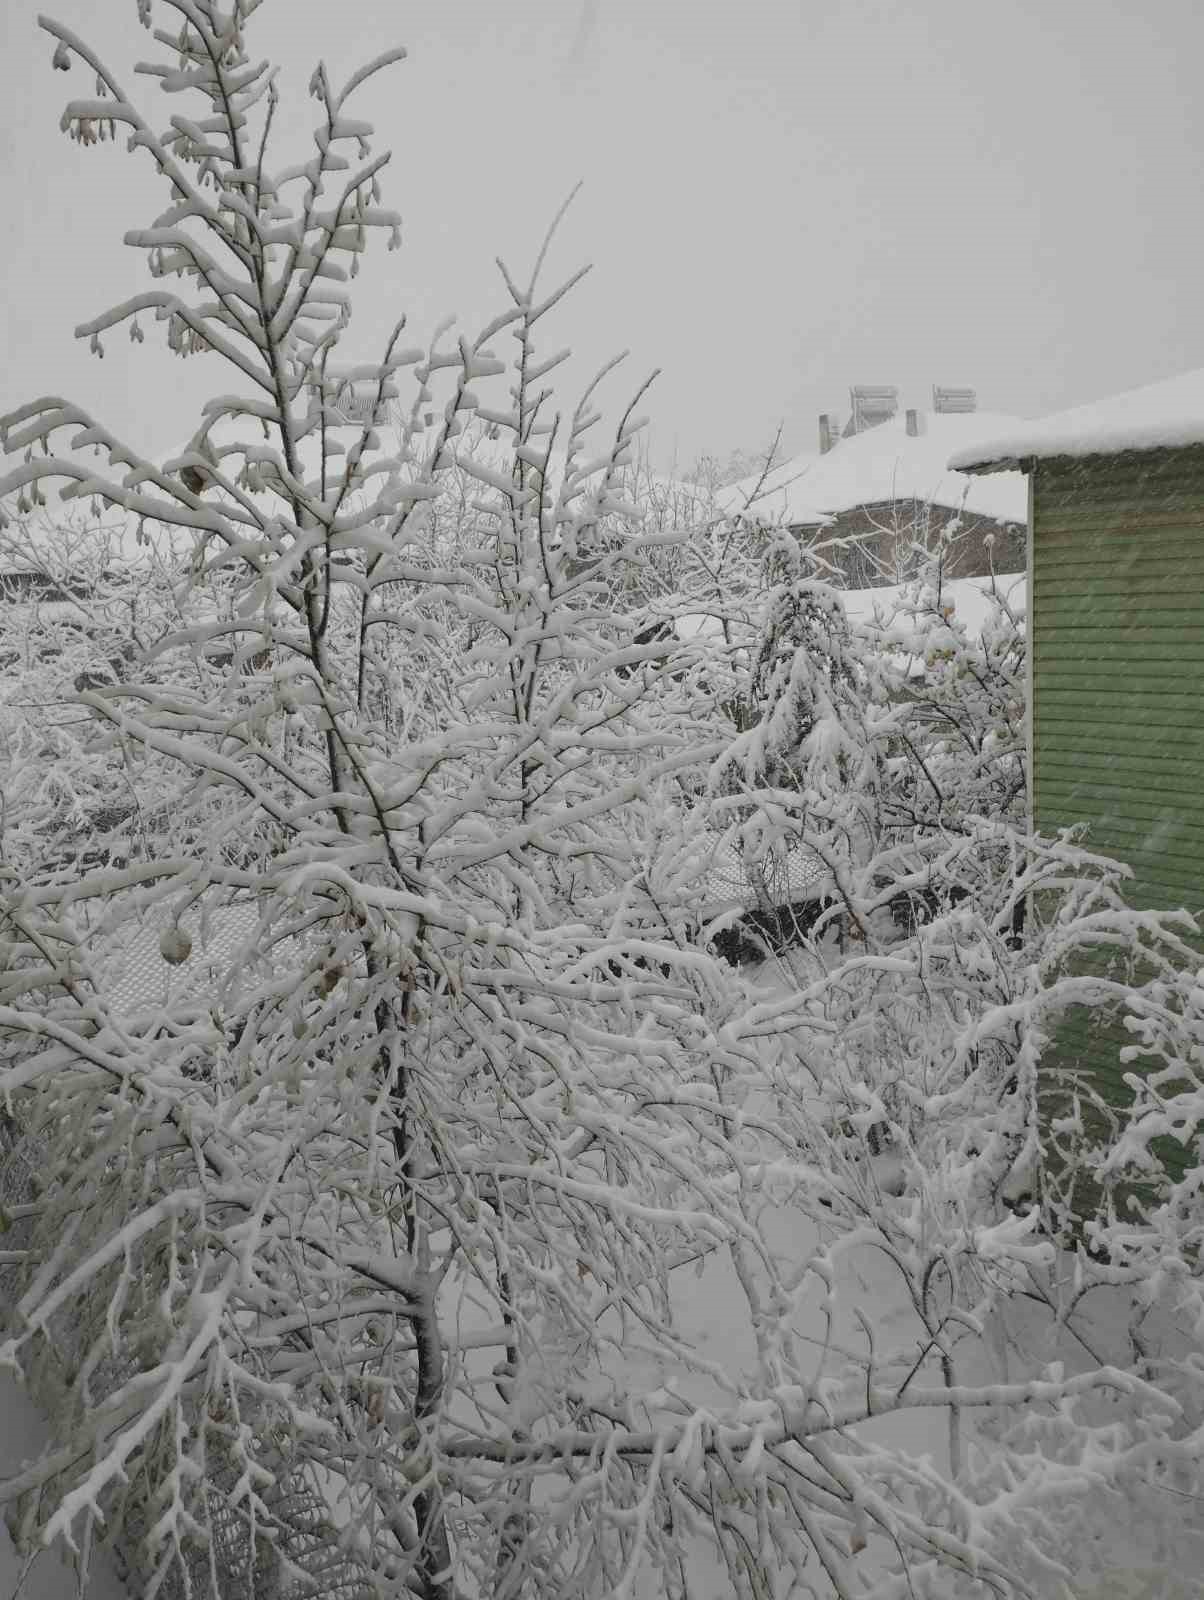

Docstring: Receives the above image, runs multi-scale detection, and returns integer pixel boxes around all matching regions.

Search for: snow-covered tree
[698,553,1204,1591]
[2,7,1204,1600]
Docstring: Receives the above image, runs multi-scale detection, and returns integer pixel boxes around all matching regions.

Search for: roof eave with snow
[953,433,1204,476]
[951,452,1025,477]
[949,367,1204,475]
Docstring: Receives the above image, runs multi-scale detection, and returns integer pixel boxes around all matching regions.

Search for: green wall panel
[1031,449,1204,1191]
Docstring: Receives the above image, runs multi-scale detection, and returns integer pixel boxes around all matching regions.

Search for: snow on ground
[677,570,1026,647]
[950,365,1204,469]
[842,569,1026,636]
[645,955,1203,1596]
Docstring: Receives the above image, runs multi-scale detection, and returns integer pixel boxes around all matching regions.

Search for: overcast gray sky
[3,0,1203,473]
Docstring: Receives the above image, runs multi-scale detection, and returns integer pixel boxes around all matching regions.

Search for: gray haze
[2,0,1203,473]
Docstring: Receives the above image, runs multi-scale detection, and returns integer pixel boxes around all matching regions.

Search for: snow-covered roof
[717,465,829,528]
[721,411,1028,527]
[950,367,1204,472]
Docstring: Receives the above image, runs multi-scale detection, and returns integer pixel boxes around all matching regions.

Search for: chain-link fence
[700,829,830,918]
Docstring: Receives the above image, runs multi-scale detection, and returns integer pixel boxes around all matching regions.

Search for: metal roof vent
[932,386,977,414]
[849,385,898,434]
[337,383,386,425]
[308,381,387,426]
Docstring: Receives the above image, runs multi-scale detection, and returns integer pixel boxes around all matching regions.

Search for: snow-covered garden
[1,6,1203,1598]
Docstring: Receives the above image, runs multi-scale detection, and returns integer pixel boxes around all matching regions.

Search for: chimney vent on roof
[905,408,920,437]
[932,385,976,414]
[818,413,833,454]
[849,385,898,434]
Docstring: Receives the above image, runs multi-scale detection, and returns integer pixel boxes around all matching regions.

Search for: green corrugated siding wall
[1033,450,1204,1173]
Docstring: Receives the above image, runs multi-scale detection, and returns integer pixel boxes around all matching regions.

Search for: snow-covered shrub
[874,564,1028,835]
[0,512,202,876]
[1,7,1203,1600]
[692,546,1204,1590]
